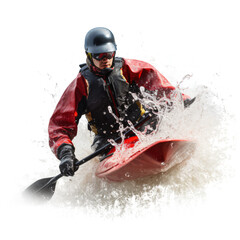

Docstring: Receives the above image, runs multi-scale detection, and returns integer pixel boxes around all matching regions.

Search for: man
[48,27,194,177]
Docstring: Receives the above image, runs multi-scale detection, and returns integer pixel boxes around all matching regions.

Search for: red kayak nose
[95,137,196,182]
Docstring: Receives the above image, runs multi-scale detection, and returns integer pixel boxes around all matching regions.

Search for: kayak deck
[95,136,196,181]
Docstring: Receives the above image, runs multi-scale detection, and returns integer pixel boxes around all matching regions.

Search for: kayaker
[48,27,195,177]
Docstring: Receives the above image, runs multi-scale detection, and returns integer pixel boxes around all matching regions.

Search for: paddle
[23,112,152,201]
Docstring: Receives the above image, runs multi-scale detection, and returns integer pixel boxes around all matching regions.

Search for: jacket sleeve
[122,58,189,100]
[48,73,88,157]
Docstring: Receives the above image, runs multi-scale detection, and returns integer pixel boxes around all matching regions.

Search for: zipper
[104,77,120,118]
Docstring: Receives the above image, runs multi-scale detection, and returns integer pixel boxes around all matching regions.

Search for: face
[92,52,114,69]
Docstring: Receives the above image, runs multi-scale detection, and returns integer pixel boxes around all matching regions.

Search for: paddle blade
[23,177,57,201]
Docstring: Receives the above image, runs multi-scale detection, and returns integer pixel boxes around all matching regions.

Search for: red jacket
[48,58,188,156]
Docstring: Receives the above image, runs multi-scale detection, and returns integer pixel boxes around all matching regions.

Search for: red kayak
[95,136,196,182]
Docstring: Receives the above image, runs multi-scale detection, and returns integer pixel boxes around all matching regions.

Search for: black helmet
[84,27,117,54]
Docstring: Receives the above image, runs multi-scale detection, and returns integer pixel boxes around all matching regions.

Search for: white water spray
[23,76,231,219]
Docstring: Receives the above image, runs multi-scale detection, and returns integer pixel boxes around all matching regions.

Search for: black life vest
[80,57,145,135]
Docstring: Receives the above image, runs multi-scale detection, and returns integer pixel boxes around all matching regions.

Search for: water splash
[41,80,233,218]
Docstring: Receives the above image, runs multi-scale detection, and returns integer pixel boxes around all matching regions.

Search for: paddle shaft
[77,112,153,166]
[34,112,153,193]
